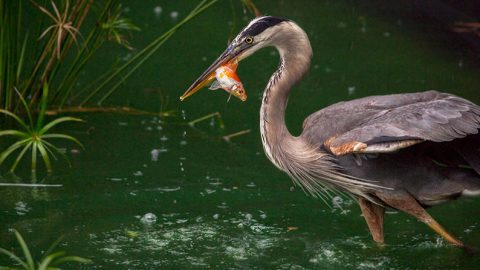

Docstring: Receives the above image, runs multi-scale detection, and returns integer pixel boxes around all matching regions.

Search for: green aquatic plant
[240,0,261,16]
[2,0,247,113]
[0,84,83,174]
[34,0,80,59]
[101,4,141,50]
[0,0,141,113]
[83,0,221,106]
[0,229,91,270]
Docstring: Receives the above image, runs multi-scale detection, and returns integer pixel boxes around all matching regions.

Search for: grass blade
[13,87,33,129]
[53,255,92,265]
[0,109,30,132]
[0,130,28,138]
[10,141,33,172]
[36,82,49,131]
[39,141,58,161]
[36,141,52,173]
[40,140,70,165]
[13,230,34,270]
[38,116,83,135]
[0,247,29,269]
[31,141,38,173]
[41,236,63,261]
[16,32,28,82]
[38,251,65,270]
[40,133,83,148]
[0,138,30,167]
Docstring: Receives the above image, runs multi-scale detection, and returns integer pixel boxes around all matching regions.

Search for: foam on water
[14,201,30,215]
[307,238,395,269]
[90,211,290,268]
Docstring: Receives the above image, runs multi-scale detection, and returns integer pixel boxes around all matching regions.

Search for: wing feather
[301,91,480,156]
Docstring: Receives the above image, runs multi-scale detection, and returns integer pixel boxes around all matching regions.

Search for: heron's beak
[180,46,238,101]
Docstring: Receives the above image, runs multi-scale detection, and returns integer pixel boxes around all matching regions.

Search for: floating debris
[156,186,181,192]
[15,201,30,216]
[246,182,256,188]
[222,129,251,142]
[287,226,299,232]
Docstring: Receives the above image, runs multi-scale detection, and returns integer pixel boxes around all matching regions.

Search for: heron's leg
[375,191,466,249]
[358,198,385,244]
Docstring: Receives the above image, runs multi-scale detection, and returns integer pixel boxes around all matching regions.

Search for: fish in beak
[208,60,247,102]
[180,44,246,101]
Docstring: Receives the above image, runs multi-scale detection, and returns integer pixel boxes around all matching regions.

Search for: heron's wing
[302,91,480,156]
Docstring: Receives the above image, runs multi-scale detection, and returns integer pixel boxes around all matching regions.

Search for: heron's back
[299,90,480,205]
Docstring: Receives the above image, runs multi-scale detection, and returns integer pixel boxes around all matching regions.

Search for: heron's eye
[244,36,254,44]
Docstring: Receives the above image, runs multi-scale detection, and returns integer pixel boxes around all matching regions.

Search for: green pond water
[2,1,480,269]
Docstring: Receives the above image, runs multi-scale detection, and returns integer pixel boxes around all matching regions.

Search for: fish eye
[244,36,254,44]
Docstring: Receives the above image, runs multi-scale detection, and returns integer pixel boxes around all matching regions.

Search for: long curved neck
[260,23,312,169]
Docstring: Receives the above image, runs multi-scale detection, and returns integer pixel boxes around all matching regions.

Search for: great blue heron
[181,16,480,250]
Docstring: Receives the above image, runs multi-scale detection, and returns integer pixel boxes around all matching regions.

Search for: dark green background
[1,1,480,268]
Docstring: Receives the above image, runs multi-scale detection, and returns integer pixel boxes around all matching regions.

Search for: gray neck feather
[260,22,312,169]
[258,22,383,201]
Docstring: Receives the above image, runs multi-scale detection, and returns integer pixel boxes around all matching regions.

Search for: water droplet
[153,6,162,17]
[347,86,356,95]
[170,11,179,20]
[151,149,160,161]
[332,196,343,208]
[140,213,157,225]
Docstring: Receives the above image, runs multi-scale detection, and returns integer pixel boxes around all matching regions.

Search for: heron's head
[180,16,291,101]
